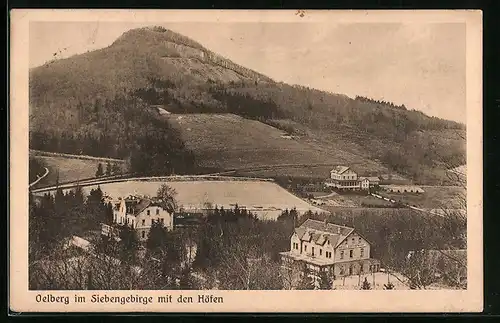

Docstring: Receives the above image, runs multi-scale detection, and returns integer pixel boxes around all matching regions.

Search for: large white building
[325,166,380,191]
[111,196,174,240]
[280,219,380,287]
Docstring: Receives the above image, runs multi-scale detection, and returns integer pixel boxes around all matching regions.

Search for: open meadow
[165,113,390,178]
[29,152,127,188]
[379,186,465,209]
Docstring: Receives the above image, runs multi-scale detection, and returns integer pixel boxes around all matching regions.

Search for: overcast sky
[30,21,466,123]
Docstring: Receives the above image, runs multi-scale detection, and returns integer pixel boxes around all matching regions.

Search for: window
[142,219,145,226]
[340,251,344,259]
[304,245,307,251]
[132,220,134,228]
[350,250,354,258]
[147,210,150,215]
[156,209,160,215]
[312,247,315,256]
[141,231,145,238]
[360,248,364,257]
[151,219,154,225]
[161,218,164,224]
[358,237,362,243]
[320,249,322,256]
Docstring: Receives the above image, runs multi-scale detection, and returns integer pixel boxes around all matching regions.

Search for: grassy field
[379,186,465,209]
[165,113,391,179]
[41,179,325,220]
[31,155,126,187]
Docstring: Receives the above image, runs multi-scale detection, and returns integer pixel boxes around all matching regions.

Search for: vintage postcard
[10,9,482,313]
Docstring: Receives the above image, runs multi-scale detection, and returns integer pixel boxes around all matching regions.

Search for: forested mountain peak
[29,26,466,184]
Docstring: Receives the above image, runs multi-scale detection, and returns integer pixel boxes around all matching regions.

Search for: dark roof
[301,219,353,236]
[133,199,152,215]
[293,219,354,247]
[331,166,350,174]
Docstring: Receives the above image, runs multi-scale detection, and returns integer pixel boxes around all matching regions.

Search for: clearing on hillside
[30,154,126,187]
[378,186,465,209]
[165,113,390,178]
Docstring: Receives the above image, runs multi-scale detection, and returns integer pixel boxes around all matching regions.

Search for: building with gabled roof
[280,219,380,288]
[111,196,174,241]
[326,166,361,191]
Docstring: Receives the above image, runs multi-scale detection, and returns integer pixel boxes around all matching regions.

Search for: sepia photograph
[10,9,483,312]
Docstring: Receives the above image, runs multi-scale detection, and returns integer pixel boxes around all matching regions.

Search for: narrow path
[29,167,49,188]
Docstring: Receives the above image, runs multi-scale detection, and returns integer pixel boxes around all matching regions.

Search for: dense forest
[30,182,466,290]
[30,93,196,176]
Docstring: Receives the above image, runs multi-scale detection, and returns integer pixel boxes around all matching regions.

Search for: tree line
[29,181,466,290]
[30,93,196,176]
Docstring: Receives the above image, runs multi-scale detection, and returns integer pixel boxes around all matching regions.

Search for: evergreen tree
[361,277,372,290]
[112,163,121,175]
[178,268,195,290]
[318,270,334,290]
[87,186,104,206]
[146,220,169,255]
[105,203,114,225]
[73,185,85,206]
[383,282,395,290]
[119,224,139,263]
[95,163,104,177]
[105,161,112,176]
[297,264,315,290]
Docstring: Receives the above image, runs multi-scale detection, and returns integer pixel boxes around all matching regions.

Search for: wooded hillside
[29,26,465,184]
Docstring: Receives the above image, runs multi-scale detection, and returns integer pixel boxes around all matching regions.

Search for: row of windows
[115,215,165,228]
[339,263,379,275]
[346,237,362,245]
[340,248,365,259]
[296,242,366,259]
[333,174,356,180]
[304,245,332,259]
[141,218,165,226]
[146,209,161,216]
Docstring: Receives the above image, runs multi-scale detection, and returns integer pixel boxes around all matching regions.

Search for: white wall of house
[330,169,358,181]
[291,234,301,254]
[135,206,173,240]
[334,232,371,262]
[293,234,336,261]
[113,200,136,226]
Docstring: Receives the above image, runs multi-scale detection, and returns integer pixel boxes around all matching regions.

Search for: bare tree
[156,184,178,213]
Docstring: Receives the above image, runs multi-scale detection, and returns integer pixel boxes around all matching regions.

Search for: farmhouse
[359,176,380,187]
[325,166,360,190]
[280,219,380,287]
[111,195,174,240]
[325,166,380,191]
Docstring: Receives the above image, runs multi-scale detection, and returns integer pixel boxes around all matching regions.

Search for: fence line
[29,149,126,163]
[31,174,275,194]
